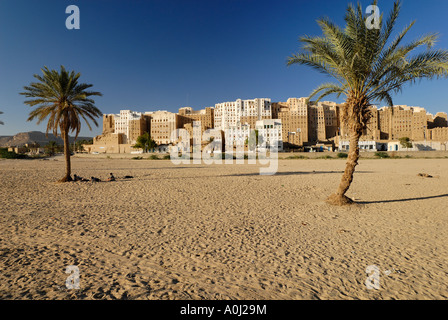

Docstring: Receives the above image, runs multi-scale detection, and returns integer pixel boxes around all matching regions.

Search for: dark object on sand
[91,177,101,182]
[107,173,116,182]
[418,173,433,178]
[124,175,134,179]
[74,174,89,182]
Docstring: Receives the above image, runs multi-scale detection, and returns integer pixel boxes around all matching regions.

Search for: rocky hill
[0,131,92,147]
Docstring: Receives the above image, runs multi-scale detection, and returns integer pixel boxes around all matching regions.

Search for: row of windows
[153,118,175,122]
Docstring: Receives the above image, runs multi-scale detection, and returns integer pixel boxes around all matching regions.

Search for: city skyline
[86,98,448,156]
[100,96,448,117]
[1,0,448,137]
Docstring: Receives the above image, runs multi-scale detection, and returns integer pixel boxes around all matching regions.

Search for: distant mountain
[0,131,93,147]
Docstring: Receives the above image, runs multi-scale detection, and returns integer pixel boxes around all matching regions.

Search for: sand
[0,156,447,300]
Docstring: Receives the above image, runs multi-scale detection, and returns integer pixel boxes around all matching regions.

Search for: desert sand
[0,156,447,300]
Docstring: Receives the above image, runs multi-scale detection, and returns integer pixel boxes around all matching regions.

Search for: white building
[224,124,251,147]
[255,119,283,150]
[214,98,271,130]
[114,110,143,144]
[387,140,447,151]
[339,140,379,152]
[339,140,447,152]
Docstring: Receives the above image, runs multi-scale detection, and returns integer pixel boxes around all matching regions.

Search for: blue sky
[1,0,447,137]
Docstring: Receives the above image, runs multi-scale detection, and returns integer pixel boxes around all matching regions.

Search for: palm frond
[21,66,103,138]
[287,0,448,110]
[309,83,348,102]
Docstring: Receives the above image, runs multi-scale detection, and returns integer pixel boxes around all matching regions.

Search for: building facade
[89,98,448,154]
[150,111,180,145]
[178,107,215,138]
[255,119,283,150]
[214,98,271,131]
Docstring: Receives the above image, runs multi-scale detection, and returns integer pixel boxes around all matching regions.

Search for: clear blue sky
[1,0,447,137]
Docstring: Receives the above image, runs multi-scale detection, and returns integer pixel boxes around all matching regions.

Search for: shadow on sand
[223,170,373,177]
[358,193,448,204]
[130,170,375,181]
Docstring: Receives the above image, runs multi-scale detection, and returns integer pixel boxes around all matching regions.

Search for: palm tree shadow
[134,170,374,181]
[224,170,373,177]
[359,194,448,204]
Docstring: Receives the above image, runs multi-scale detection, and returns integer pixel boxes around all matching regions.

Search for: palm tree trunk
[59,129,72,182]
[327,101,364,206]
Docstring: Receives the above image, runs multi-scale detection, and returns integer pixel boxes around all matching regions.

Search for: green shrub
[317,155,333,159]
[337,152,348,158]
[131,156,143,160]
[162,154,171,160]
[286,155,308,159]
[375,151,389,158]
[149,154,160,160]
[0,148,28,159]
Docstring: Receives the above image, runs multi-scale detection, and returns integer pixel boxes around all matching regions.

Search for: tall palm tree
[45,140,59,157]
[287,0,448,205]
[21,66,103,182]
[0,111,4,125]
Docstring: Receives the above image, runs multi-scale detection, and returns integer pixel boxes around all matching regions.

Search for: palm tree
[45,141,59,157]
[287,0,448,205]
[21,66,102,182]
[0,111,4,125]
[132,132,158,153]
[74,140,87,153]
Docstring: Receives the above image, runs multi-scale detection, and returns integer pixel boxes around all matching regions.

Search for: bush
[317,155,333,159]
[131,156,143,160]
[149,154,160,160]
[375,151,389,158]
[162,154,171,160]
[337,152,348,158]
[286,155,308,159]
[0,148,28,159]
